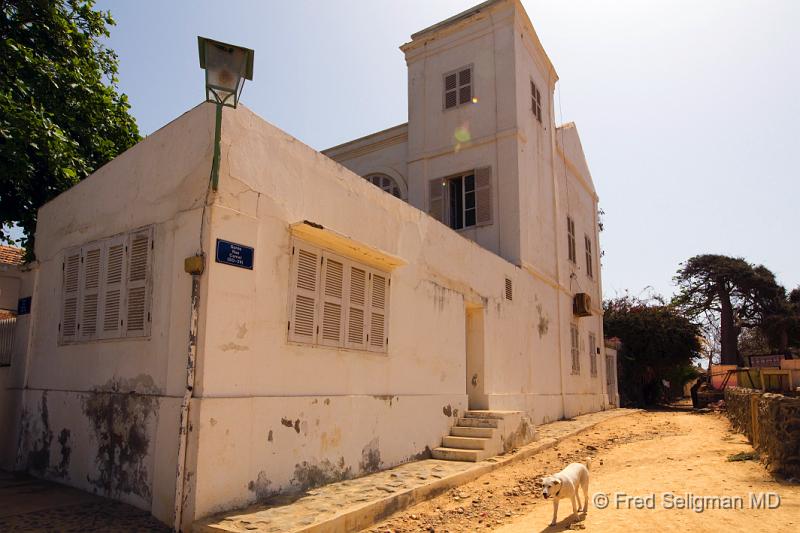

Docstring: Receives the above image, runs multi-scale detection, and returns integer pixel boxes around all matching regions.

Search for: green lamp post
[197,36,254,190]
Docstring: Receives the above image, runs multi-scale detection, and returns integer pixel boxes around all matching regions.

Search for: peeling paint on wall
[536,303,549,337]
[372,395,397,407]
[81,374,159,501]
[292,457,352,492]
[247,471,274,502]
[442,404,453,417]
[280,417,301,434]
[19,392,53,475]
[359,438,382,474]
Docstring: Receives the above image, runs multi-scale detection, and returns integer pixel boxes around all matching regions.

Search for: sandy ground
[363,403,799,533]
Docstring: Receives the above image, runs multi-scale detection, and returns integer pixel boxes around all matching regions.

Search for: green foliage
[604,295,702,406]
[0,0,140,255]
[673,254,786,364]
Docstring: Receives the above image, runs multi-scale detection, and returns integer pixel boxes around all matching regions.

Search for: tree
[673,255,784,366]
[604,295,702,406]
[0,0,140,255]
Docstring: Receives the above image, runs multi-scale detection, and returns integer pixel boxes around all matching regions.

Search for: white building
[0,0,617,529]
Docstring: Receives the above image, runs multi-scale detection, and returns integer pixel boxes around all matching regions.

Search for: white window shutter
[474,166,492,226]
[428,178,444,223]
[60,248,81,343]
[99,235,127,339]
[124,226,153,338]
[345,265,368,349]
[367,270,389,353]
[319,254,346,347]
[288,243,321,344]
[79,243,103,340]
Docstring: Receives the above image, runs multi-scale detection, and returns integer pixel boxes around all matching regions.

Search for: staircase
[432,410,534,462]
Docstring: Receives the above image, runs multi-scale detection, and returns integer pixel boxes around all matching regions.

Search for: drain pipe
[173,254,204,532]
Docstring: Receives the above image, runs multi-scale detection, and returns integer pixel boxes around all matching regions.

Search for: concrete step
[456,417,498,428]
[431,447,487,462]
[450,426,494,438]
[442,435,489,450]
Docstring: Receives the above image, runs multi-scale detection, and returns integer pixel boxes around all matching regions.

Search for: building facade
[0,0,617,529]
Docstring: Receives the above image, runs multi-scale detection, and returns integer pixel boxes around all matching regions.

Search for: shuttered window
[567,216,576,263]
[58,226,154,344]
[429,166,492,229]
[531,80,542,123]
[584,235,594,278]
[60,249,81,343]
[589,332,598,377]
[570,323,580,375]
[288,239,390,353]
[443,66,473,110]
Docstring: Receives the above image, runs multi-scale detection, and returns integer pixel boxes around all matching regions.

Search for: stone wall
[724,387,800,478]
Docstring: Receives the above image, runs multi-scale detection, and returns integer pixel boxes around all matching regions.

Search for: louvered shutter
[99,235,126,339]
[367,271,389,353]
[474,166,492,226]
[345,265,368,349]
[318,254,345,347]
[288,243,321,344]
[458,68,472,105]
[444,72,458,109]
[428,178,444,223]
[60,248,81,343]
[79,243,103,340]
[124,227,153,338]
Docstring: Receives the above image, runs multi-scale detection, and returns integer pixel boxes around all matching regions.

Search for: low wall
[724,387,800,478]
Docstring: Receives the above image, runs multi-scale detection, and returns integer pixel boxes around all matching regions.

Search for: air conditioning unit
[573,293,592,317]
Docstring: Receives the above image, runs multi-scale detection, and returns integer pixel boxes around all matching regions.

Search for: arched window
[365,174,402,198]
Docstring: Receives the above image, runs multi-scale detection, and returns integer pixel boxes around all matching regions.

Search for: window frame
[567,216,576,263]
[443,65,474,111]
[584,234,594,279]
[570,323,580,375]
[531,79,542,123]
[589,332,598,377]
[364,173,402,199]
[58,225,153,345]
[287,239,390,354]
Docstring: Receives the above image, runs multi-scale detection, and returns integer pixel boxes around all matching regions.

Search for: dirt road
[363,405,799,533]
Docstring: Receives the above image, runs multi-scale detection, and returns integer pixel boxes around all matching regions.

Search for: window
[531,80,542,123]
[60,226,153,344]
[444,66,473,110]
[504,277,513,301]
[365,174,402,199]
[428,167,492,230]
[584,235,594,278]
[570,324,580,375]
[567,216,576,263]
[288,240,390,353]
[589,332,598,377]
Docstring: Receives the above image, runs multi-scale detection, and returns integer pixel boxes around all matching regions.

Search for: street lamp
[197,37,254,189]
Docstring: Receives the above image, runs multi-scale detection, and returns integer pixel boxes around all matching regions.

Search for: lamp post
[197,37,254,190]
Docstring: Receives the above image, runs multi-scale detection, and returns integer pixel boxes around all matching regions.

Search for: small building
[0,0,617,528]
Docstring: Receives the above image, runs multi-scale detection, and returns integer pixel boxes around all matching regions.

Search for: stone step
[456,417,498,428]
[442,435,489,450]
[450,426,494,438]
[431,447,486,462]
[464,410,518,419]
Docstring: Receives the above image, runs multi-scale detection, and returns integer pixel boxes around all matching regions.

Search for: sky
[80,0,800,299]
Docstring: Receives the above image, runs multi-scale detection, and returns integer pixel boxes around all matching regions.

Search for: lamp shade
[198,37,254,108]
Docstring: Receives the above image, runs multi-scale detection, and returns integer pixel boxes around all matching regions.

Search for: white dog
[541,458,590,526]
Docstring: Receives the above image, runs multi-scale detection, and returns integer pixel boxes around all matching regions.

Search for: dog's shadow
[537,511,587,532]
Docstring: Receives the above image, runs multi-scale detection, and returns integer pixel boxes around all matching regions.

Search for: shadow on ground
[0,470,169,532]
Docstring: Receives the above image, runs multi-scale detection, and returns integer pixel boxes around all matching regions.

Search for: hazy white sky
[91,0,799,299]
